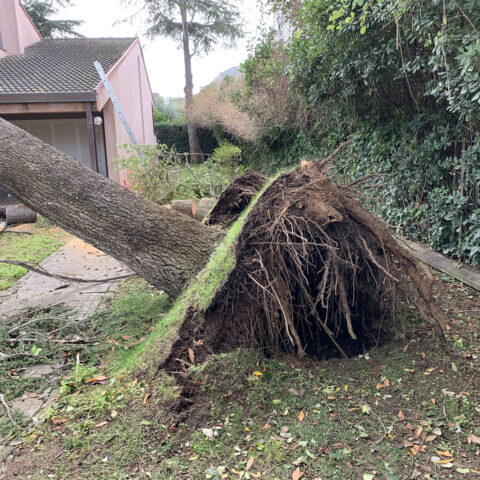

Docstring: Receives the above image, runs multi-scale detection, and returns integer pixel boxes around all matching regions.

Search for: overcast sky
[54,0,266,98]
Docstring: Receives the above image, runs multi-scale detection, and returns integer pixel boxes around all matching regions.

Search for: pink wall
[95,39,156,186]
[0,0,41,58]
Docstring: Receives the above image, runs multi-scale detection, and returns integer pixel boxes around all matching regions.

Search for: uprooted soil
[2,158,467,479]
[166,160,449,387]
[205,171,268,227]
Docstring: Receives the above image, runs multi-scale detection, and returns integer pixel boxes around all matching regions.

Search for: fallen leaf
[436,450,453,457]
[51,417,68,424]
[86,375,108,384]
[121,335,131,341]
[22,392,43,399]
[292,467,302,480]
[143,393,150,404]
[131,377,138,388]
[246,457,254,470]
[110,338,120,346]
[467,434,480,445]
[298,411,305,422]
[188,348,195,364]
[252,371,263,377]
[96,421,108,428]
[398,410,405,421]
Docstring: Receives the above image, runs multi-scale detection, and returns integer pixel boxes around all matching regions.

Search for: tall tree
[24,0,83,38]
[139,0,244,162]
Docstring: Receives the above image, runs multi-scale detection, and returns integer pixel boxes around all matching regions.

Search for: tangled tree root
[201,159,448,360]
[161,150,448,381]
[205,171,267,227]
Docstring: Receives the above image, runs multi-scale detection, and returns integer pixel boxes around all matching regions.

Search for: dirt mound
[205,171,267,227]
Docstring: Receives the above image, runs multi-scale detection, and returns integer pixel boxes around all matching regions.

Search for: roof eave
[0,91,97,104]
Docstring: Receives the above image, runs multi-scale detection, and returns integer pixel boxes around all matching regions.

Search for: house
[0,0,156,199]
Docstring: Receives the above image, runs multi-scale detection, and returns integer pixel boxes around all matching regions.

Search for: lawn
[0,221,71,290]
[2,273,479,479]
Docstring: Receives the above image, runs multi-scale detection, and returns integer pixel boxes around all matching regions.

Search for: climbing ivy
[240,0,480,264]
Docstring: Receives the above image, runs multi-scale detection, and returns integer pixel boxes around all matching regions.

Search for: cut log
[195,197,216,222]
[6,204,37,225]
[171,199,196,218]
[0,197,19,217]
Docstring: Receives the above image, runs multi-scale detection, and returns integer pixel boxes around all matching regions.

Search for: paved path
[0,238,127,320]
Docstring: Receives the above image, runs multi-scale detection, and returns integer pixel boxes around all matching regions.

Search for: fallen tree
[0,119,447,364]
[0,119,223,298]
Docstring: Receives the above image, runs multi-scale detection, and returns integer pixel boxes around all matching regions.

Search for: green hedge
[154,122,218,155]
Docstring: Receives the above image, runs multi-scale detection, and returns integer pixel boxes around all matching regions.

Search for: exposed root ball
[205,161,447,359]
[205,171,267,227]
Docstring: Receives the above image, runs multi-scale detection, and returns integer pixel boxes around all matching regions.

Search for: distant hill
[211,66,241,85]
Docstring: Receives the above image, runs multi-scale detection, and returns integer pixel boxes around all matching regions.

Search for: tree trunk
[181,6,203,164]
[0,119,223,298]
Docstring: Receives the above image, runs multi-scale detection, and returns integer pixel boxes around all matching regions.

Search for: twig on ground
[8,315,55,334]
[0,393,16,424]
[0,259,137,284]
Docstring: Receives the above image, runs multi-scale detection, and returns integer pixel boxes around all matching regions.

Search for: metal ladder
[94,61,139,146]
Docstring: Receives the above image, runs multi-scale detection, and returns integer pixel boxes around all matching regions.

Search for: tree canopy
[133,0,244,161]
[143,0,243,56]
[24,0,83,38]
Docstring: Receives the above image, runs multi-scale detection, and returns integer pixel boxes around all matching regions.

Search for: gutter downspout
[85,102,98,172]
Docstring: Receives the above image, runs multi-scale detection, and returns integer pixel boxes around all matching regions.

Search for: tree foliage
[134,0,244,161]
[24,0,83,38]
[239,0,480,264]
[143,0,244,55]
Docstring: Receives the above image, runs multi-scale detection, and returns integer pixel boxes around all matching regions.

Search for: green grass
[0,223,70,290]
[0,278,170,442]
[5,274,479,479]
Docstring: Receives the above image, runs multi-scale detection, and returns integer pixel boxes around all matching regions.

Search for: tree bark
[181,6,203,164]
[0,119,223,298]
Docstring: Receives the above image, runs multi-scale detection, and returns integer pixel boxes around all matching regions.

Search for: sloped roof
[0,37,135,97]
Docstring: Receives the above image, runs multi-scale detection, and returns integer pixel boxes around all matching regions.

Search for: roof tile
[0,38,135,94]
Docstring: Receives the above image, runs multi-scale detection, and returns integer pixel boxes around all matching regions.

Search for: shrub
[114,143,242,205]
[154,122,218,155]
